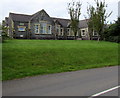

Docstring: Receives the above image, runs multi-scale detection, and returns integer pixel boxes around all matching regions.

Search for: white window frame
[81,29,86,36]
[67,28,74,36]
[48,25,52,34]
[43,23,47,34]
[76,31,79,36]
[59,28,63,36]
[56,25,60,34]
[40,22,47,34]
[93,31,98,36]
[67,28,70,36]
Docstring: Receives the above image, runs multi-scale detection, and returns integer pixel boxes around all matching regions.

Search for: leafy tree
[0,22,2,42]
[1,20,9,42]
[104,18,120,43]
[87,5,95,40]
[0,22,1,31]
[87,0,112,41]
[68,1,82,39]
[115,18,120,35]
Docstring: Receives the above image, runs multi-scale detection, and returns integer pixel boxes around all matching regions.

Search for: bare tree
[68,1,82,40]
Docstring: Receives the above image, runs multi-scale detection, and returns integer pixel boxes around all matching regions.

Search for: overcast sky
[0,0,119,23]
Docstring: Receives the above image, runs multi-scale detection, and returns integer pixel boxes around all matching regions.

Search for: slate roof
[8,10,88,28]
[79,19,88,28]
[31,9,51,20]
[52,17,70,28]
[9,13,32,22]
[52,17,88,28]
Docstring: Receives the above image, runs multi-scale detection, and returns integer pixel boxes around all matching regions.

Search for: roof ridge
[52,17,89,21]
[52,17,70,21]
[9,12,88,21]
[9,12,31,16]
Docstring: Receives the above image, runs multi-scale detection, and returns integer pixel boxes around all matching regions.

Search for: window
[34,24,40,34]
[40,23,47,34]
[58,28,63,36]
[67,28,74,36]
[93,31,98,36]
[18,26,26,31]
[34,22,49,34]
[81,30,86,36]
[61,28,63,33]
[67,28,70,36]
[56,25,60,34]
[82,30,85,32]
[76,31,79,36]
[57,28,59,33]
[48,25,52,34]
[40,24,43,34]
[67,28,70,32]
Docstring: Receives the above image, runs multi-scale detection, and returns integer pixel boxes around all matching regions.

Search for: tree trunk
[74,35,77,40]
[98,35,100,41]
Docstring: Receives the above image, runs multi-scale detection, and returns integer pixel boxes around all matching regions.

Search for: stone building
[4,9,98,40]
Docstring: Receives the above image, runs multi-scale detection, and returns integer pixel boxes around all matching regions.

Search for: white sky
[0,0,119,23]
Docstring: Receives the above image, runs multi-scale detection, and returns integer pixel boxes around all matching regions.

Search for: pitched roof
[31,9,50,19]
[52,17,88,28]
[52,17,70,28]
[9,13,32,22]
[8,10,88,28]
[79,19,88,28]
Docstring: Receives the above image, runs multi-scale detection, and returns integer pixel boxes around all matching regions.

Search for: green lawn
[2,40,118,80]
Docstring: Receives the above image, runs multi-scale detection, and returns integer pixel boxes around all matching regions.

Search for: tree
[87,5,95,40]
[0,22,2,42]
[0,22,2,30]
[104,18,120,43]
[1,20,9,42]
[115,18,120,36]
[87,0,112,41]
[68,1,82,40]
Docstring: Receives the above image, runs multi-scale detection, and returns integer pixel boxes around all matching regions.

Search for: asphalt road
[2,66,119,97]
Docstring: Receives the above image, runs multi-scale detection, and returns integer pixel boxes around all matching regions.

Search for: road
[2,66,119,97]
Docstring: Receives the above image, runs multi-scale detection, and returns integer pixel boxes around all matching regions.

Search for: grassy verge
[2,40,118,80]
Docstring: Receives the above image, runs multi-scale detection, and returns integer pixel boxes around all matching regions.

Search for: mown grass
[2,40,118,80]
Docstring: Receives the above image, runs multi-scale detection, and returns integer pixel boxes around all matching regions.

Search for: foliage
[3,40,118,80]
[0,22,2,30]
[68,1,82,39]
[1,21,9,42]
[87,5,95,40]
[104,18,120,43]
[0,23,2,42]
[87,0,112,41]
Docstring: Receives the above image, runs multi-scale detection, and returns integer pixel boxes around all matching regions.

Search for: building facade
[4,9,98,40]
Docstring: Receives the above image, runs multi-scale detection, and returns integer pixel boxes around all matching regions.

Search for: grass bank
[2,40,118,80]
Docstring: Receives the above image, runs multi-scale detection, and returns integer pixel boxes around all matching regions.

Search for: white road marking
[89,85,120,98]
